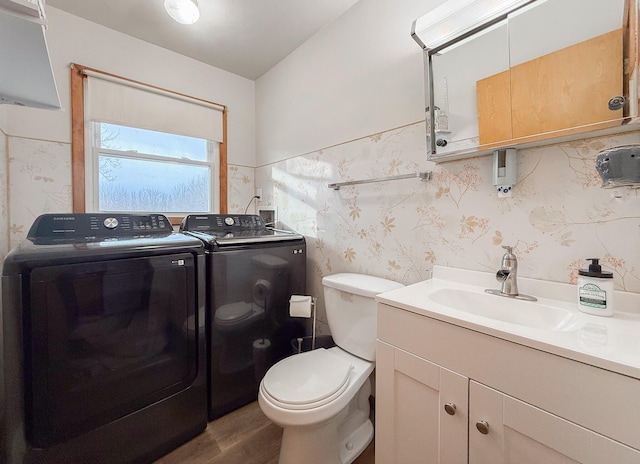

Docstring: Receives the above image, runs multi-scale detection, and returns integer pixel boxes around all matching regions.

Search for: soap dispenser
[577,258,614,316]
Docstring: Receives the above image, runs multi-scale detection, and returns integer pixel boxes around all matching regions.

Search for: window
[70,64,228,223]
[87,122,219,215]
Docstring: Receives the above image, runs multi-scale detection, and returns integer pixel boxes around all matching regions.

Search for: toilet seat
[215,301,256,324]
[261,348,353,410]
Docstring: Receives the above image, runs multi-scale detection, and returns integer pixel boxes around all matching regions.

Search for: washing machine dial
[224,217,235,226]
[103,217,119,229]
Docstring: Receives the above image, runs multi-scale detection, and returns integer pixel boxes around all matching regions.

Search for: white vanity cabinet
[468,381,640,464]
[375,303,640,464]
[376,341,468,464]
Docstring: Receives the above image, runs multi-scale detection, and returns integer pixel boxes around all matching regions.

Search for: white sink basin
[376,266,640,380]
[428,287,577,330]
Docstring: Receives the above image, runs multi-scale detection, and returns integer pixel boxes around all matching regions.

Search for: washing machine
[1,213,207,464]
[180,214,306,420]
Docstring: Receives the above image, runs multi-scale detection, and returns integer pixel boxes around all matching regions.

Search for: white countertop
[376,265,640,380]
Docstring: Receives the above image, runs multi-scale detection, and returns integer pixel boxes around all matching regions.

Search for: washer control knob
[103,217,119,229]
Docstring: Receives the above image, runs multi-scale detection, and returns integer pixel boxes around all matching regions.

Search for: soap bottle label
[579,283,607,309]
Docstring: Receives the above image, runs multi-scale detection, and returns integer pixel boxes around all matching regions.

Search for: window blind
[84,71,224,143]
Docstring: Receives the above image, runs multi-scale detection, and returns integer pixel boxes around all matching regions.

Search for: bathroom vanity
[375,266,640,463]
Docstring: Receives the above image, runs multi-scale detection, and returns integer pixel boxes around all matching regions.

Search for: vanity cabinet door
[469,381,640,464]
[376,341,468,464]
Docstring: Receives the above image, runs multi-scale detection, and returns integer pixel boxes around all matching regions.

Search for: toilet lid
[262,348,352,407]
[215,301,254,324]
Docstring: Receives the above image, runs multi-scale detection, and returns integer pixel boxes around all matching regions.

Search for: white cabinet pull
[476,420,490,435]
[444,402,457,415]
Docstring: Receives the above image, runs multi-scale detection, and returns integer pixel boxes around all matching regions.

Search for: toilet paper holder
[310,297,317,351]
[290,295,318,352]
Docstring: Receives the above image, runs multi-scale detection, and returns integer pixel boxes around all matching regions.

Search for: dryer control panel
[181,214,265,231]
[27,213,173,243]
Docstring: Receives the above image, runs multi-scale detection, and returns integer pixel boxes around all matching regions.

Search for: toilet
[258,273,404,464]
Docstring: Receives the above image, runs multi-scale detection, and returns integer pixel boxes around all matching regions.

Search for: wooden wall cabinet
[477,29,624,149]
[415,0,637,162]
[375,303,640,463]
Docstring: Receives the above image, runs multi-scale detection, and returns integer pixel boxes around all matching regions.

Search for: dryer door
[25,252,199,448]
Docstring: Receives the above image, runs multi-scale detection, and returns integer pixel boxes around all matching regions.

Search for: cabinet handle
[443,402,457,416]
[476,420,490,435]
[608,95,626,111]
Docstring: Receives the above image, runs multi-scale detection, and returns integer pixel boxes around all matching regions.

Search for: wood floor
[155,401,375,464]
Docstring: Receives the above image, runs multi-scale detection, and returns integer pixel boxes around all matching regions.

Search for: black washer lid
[27,213,173,244]
[180,214,266,232]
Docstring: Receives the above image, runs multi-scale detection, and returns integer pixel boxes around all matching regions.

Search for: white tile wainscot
[374,265,640,464]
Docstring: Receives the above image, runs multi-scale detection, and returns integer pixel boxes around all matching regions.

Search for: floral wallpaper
[227,164,257,214]
[0,130,254,252]
[2,122,639,331]
[256,123,640,328]
[7,137,72,249]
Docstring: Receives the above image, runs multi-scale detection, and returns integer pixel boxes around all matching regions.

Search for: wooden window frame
[70,63,228,224]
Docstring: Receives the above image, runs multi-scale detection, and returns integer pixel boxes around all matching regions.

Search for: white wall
[255,0,445,165]
[4,7,256,167]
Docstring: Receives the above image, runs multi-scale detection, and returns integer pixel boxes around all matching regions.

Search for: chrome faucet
[497,245,518,296]
[486,245,537,301]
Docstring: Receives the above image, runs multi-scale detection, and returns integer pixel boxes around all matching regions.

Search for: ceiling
[46,0,359,80]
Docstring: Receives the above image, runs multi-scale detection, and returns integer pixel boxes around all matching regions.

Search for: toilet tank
[322,273,404,361]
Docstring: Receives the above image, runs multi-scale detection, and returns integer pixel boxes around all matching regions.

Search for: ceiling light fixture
[164,0,200,25]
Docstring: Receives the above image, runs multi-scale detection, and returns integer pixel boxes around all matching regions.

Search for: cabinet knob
[443,402,457,415]
[608,95,626,111]
[475,420,490,435]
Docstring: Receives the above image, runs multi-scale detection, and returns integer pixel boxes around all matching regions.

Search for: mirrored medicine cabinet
[412,0,639,162]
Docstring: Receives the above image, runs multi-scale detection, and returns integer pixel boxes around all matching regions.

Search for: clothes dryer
[1,213,207,464]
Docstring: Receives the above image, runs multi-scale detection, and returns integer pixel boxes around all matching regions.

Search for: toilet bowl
[258,273,404,464]
[259,347,374,464]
